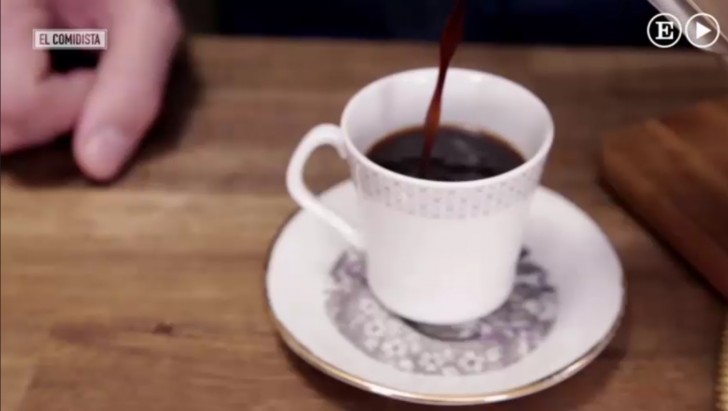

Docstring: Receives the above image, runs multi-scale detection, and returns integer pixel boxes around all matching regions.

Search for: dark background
[180,0,664,47]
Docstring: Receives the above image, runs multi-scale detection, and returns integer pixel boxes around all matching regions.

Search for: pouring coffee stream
[419,0,468,177]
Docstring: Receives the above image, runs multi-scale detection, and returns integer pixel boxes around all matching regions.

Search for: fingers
[0,123,24,153]
[0,0,54,153]
[74,0,182,181]
[29,70,97,140]
[0,71,95,153]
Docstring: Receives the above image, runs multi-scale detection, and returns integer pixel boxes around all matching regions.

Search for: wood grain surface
[602,96,728,298]
[2,37,728,411]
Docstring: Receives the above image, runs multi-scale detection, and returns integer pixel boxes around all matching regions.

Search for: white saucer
[266,181,624,406]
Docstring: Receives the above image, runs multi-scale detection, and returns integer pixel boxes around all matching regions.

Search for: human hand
[1,0,182,181]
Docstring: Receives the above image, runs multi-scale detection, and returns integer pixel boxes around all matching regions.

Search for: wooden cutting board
[601,96,728,298]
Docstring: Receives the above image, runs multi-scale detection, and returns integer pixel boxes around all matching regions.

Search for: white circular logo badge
[647,13,682,49]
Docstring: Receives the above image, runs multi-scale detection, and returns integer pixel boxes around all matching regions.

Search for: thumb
[74,2,181,181]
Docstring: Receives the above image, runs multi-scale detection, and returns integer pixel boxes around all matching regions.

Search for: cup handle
[286,124,364,249]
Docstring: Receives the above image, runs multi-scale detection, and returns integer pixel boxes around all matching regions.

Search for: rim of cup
[340,67,555,188]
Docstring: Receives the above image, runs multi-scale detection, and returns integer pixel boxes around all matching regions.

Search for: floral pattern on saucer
[325,250,558,376]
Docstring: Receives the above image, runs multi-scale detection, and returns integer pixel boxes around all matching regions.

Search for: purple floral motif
[325,249,558,376]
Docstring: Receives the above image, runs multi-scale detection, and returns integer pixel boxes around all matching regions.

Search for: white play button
[695,22,712,40]
[685,13,721,49]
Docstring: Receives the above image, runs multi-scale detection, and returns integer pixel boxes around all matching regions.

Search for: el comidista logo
[33,29,108,50]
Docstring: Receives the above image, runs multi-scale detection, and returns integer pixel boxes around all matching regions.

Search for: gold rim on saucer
[268,304,623,406]
[265,239,625,405]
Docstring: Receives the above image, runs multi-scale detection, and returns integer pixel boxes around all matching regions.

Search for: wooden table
[2,37,727,411]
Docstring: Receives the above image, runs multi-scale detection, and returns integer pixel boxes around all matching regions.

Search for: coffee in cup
[367,126,525,182]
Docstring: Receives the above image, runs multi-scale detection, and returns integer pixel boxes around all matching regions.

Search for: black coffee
[367,126,525,182]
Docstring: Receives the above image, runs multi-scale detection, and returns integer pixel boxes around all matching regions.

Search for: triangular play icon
[695,22,712,40]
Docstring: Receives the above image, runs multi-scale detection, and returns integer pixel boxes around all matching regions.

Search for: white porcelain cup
[286,68,554,325]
